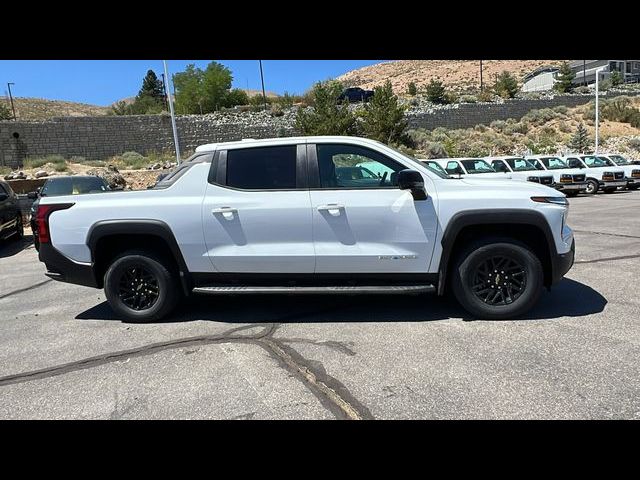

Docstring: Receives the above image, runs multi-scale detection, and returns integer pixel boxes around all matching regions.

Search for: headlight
[527,176,541,182]
[531,196,569,205]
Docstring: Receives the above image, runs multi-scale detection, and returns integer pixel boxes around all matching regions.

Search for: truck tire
[584,179,599,195]
[451,238,544,320]
[104,250,179,322]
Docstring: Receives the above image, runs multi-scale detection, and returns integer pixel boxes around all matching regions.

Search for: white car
[484,156,555,187]
[597,153,640,190]
[525,155,588,197]
[435,157,553,185]
[562,154,626,194]
[34,136,575,322]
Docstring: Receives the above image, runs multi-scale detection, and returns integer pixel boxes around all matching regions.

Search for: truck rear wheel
[104,250,179,322]
[584,179,599,195]
[451,239,543,320]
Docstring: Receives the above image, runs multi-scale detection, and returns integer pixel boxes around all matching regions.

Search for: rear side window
[40,177,108,196]
[227,145,297,190]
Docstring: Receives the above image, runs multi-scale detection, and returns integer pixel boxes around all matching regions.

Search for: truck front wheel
[104,250,179,322]
[451,239,544,320]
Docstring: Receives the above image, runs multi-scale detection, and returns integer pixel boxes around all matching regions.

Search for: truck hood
[458,177,561,195]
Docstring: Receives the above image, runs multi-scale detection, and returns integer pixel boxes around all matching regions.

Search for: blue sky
[0,60,385,106]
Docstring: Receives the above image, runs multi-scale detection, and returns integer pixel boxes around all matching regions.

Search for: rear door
[201,143,315,273]
[307,142,437,273]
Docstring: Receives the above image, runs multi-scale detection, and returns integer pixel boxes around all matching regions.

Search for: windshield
[422,161,449,177]
[505,157,537,172]
[608,154,631,165]
[40,177,108,196]
[461,159,496,174]
[383,144,449,179]
[582,156,614,167]
[539,157,569,170]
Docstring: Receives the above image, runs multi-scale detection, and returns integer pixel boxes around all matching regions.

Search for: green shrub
[494,71,519,99]
[610,71,623,86]
[523,108,559,125]
[295,80,356,136]
[459,95,478,103]
[425,78,449,104]
[490,120,506,131]
[359,80,408,145]
[0,103,12,120]
[423,141,448,158]
[504,122,529,135]
[0,165,12,175]
[553,105,568,115]
[23,155,66,170]
[407,82,417,96]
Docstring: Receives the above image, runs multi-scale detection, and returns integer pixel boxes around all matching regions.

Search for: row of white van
[421,153,640,196]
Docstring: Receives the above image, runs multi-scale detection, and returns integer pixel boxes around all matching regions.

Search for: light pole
[480,60,483,92]
[259,60,268,111]
[162,60,181,164]
[7,83,16,120]
[594,66,606,154]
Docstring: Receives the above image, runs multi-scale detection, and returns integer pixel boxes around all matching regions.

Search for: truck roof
[194,135,387,153]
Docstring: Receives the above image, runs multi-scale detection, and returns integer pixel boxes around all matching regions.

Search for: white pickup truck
[434,157,554,185]
[562,154,627,194]
[597,154,640,190]
[484,156,556,187]
[35,136,575,322]
[525,155,588,197]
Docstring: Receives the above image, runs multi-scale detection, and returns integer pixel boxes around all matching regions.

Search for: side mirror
[27,191,38,200]
[398,169,428,201]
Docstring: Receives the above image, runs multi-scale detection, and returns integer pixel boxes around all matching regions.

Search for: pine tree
[407,82,417,96]
[359,81,408,145]
[610,70,623,86]
[494,71,519,99]
[554,62,576,93]
[295,80,356,136]
[425,78,448,104]
[138,70,165,101]
[569,123,590,153]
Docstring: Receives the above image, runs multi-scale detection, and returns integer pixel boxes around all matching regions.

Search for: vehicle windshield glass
[383,144,449,179]
[506,158,537,171]
[421,161,449,177]
[608,154,631,165]
[461,159,496,174]
[540,157,569,169]
[40,177,108,196]
[582,156,613,167]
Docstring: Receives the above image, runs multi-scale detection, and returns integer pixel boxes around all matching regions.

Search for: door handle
[212,207,237,219]
[317,204,344,215]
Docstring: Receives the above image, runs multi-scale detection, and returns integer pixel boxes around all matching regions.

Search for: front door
[201,143,314,273]
[308,143,437,273]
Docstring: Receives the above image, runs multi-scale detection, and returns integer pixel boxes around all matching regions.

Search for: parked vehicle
[525,155,587,197]
[0,180,23,242]
[434,157,553,185]
[35,136,575,322]
[337,87,374,103]
[562,155,627,194]
[419,160,450,177]
[28,175,110,250]
[597,154,640,190]
[484,156,555,186]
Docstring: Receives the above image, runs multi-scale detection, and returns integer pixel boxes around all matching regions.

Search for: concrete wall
[1,92,638,169]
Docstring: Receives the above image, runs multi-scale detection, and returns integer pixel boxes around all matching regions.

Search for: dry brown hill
[338,60,566,94]
[1,97,110,121]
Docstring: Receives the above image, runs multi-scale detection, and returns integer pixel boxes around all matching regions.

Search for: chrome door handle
[212,207,237,214]
[317,204,344,215]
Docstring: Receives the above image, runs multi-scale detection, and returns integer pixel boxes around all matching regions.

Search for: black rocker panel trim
[437,209,559,295]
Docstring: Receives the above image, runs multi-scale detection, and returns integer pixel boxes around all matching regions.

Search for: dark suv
[0,180,23,242]
[338,87,374,103]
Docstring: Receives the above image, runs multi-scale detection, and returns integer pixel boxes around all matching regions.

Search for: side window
[446,161,461,174]
[316,144,405,189]
[226,145,297,190]
[492,161,508,172]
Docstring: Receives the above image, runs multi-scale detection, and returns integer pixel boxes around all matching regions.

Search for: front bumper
[555,182,587,191]
[551,238,575,285]
[625,177,640,186]
[39,242,99,288]
[599,180,627,188]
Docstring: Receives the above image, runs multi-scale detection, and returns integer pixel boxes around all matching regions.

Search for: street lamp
[162,60,181,164]
[594,66,606,154]
[7,82,16,120]
[259,60,268,111]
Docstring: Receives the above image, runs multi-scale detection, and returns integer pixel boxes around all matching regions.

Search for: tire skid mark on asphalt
[0,307,372,421]
[0,279,52,301]
[573,230,640,240]
[575,254,640,264]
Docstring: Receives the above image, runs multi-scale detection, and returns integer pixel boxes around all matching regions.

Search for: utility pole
[161,73,168,110]
[259,60,268,111]
[7,83,16,120]
[480,60,483,92]
[163,60,181,164]
[583,60,586,87]
[594,66,606,154]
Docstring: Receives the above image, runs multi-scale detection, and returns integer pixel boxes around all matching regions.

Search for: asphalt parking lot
[1,190,639,420]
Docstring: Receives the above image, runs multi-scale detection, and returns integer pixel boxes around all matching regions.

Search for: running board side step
[192,285,434,295]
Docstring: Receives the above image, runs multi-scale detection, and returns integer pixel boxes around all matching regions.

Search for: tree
[610,70,623,87]
[554,62,575,93]
[223,89,249,108]
[407,82,417,96]
[425,78,448,104]
[0,102,12,120]
[173,62,233,114]
[569,123,590,153]
[295,80,356,136]
[359,81,408,145]
[138,70,165,102]
[494,71,519,99]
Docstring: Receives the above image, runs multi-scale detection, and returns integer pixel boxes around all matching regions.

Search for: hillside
[0,97,110,121]
[338,60,566,94]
